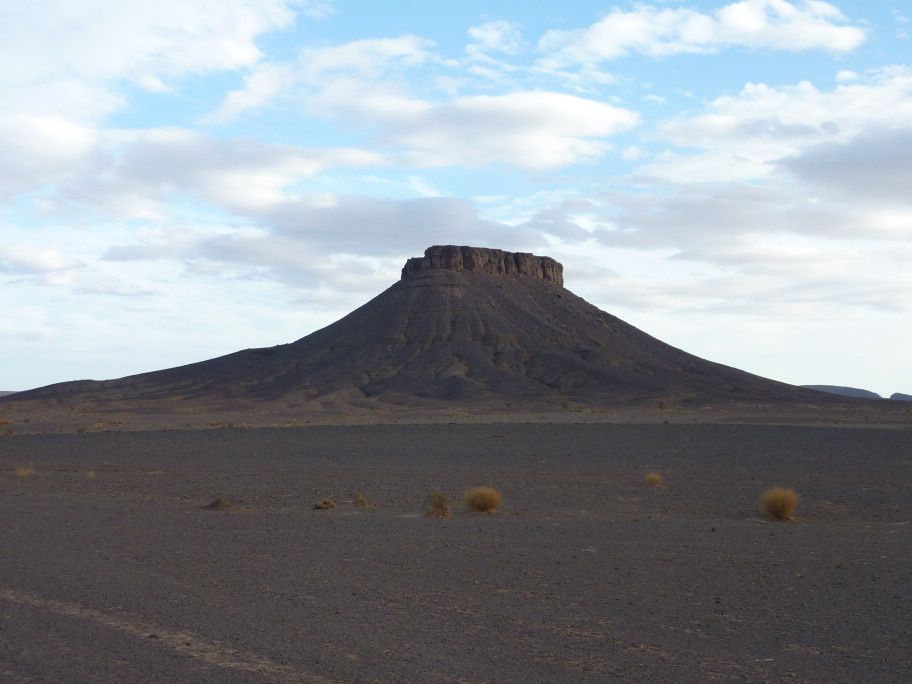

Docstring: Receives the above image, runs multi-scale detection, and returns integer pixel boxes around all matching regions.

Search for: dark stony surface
[2,423,911,682]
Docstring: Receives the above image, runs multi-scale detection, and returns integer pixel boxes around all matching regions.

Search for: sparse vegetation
[464,485,503,512]
[84,469,97,480]
[313,499,336,510]
[424,491,451,517]
[762,487,799,520]
[353,492,375,509]
[645,471,663,487]
[14,465,38,478]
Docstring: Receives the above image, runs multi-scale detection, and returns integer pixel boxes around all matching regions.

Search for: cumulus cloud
[0,1,311,201]
[209,36,436,121]
[312,89,639,169]
[0,0,298,86]
[644,67,912,182]
[538,0,865,69]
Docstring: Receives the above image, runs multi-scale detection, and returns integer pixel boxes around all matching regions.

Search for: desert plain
[2,420,911,682]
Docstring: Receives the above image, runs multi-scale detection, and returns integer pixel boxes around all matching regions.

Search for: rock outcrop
[402,245,563,287]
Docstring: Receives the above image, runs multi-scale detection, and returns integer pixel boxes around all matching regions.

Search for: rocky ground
[2,423,911,682]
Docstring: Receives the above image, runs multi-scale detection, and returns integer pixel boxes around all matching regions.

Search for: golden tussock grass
[313,499,336,510]
[353,492,375,509]
[762,487,799,520]
[645,471,663,487]
[14,465,38,478]
[424,491,451,517]
[464,486,503,513]
[84,469,97,480]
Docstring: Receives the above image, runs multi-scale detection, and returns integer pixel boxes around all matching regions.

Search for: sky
[1,0,910,396]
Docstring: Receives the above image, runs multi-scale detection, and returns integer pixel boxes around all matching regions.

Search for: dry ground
[1,423,911,682]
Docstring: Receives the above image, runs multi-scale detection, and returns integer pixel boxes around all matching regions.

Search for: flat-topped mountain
[4,245,851,412]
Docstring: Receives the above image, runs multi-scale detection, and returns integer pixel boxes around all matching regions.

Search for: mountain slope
[5,246,842,411]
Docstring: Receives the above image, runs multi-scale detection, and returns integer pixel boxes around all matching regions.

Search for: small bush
[14,465,38,478]
[762,487,799,520]
[313,499,336,510]
[85,469,97,480]
[464,486,503,513]
[353,492,375,509]
[424,491,451,517]
[645,471,663,487]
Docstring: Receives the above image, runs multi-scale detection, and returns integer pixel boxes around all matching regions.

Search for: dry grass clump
[762,487,799,520]
[353,492,375,509]
[645,471,663,487]
[14,465,38,478]
[464,486,503,513]
[84,469,97,480]
[313,499,336,510]
[424,491,451,517]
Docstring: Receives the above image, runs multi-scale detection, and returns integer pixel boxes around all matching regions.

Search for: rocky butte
[3,245,856,412]
[402,245,564,287]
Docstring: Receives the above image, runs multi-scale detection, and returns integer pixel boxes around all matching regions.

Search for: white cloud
[467,21,524,55]
[314,89,639,169]
[645,67,912,182]
[0,0,298,86]
[56,128,383,218]
[0,245,82,275]
[538,0,865,69]
[0,1,309,201]
[209,36,435,120]
[300,36,435,77]
[208,63,296,123]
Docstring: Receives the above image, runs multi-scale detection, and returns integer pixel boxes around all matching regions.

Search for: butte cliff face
[401,245,563,287]
[6,245,838,410]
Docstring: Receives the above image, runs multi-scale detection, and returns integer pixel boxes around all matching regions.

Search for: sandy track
[2,423,911,682]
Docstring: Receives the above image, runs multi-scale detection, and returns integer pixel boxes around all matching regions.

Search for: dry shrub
[762,487,799,520]
[645,471,663,487]
[464,486,503,513]
[313,499,336,510]
[14,465,38,478]
[353,492,375,509]
[84,469,97,480]
[424,491,451,517]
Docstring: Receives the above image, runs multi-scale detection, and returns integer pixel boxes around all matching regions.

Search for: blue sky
[1,0,910,396]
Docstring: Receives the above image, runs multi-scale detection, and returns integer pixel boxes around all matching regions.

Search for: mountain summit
[7,245,836,411]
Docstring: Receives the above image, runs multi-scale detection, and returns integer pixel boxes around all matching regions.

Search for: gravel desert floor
[2,423,911,682]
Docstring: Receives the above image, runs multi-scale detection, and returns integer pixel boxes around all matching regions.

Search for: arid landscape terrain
[3,247,911,682]
[2,422,911,682]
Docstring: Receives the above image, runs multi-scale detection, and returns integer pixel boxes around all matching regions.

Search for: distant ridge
[803,385,882,400]
[0,391,17,397]
[891,393,912,402]
[1,245,871,413]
